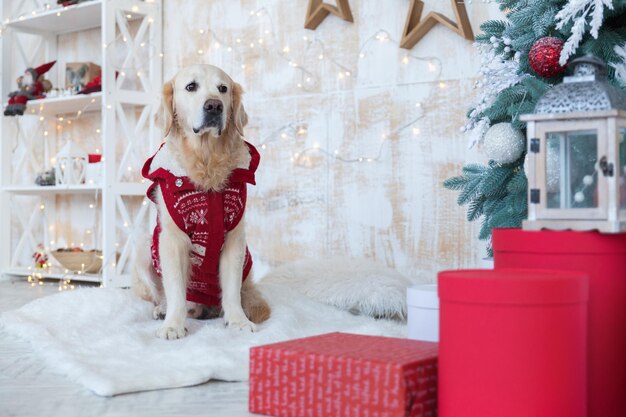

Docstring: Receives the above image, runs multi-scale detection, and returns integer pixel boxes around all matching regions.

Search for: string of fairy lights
[6,1,449,286]
[193,6,446,165]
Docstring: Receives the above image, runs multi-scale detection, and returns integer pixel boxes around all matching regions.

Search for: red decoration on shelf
[493,229,626,417]
[528,37,566,78]
[57,1,88,6]
[249,332,438,417]
[78,74,101,95]
[88,154,102,163]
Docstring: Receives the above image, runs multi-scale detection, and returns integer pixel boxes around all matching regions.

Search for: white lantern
[522,55,626,232]
[55,140,88,185]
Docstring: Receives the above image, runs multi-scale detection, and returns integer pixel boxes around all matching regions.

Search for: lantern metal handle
[599,156,614,177]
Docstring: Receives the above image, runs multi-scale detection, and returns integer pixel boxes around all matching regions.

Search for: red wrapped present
[249,332,438,417]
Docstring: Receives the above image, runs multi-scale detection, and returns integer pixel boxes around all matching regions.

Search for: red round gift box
[493,229,626,417]
[438,269,588,417]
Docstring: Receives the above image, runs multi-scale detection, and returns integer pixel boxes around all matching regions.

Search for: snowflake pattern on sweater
[142,141,260,307]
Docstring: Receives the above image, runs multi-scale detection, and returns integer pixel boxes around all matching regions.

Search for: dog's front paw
[156,325,187,340]
[224,314,257,332]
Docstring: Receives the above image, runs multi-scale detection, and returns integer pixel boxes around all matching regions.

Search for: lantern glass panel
[618,127,626,209]
[546,130,598,209]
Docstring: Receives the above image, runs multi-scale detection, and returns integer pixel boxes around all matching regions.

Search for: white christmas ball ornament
[574,192,585,203]
[483,123,526,164]
[583,175,594,185]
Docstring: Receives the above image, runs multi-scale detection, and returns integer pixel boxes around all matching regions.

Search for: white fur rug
[0,282,406,396]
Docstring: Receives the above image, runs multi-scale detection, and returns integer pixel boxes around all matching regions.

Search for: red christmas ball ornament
[528,37,566,78]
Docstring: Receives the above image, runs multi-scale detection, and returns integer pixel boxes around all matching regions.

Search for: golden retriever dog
[132,64,270,340]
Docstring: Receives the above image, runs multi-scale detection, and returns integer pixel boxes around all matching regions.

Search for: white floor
[0,277,257,417]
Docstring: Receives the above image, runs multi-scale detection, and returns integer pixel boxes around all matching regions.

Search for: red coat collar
[229,141,260,185]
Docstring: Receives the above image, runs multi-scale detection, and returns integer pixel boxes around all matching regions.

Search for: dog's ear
[156,79,175,137]
[231,82,248,137]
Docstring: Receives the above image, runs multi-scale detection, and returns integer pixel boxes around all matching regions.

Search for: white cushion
[261,257,411,320]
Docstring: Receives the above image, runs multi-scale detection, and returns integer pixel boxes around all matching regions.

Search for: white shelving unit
[0,0,162,287]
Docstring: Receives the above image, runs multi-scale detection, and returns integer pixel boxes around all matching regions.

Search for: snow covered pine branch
[556,0,614,65]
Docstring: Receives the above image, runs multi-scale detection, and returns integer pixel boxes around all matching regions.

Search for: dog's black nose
[204,99,223,115]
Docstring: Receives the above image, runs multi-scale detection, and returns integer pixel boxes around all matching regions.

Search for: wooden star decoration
[400,0,474,49]
[304,0,353,30]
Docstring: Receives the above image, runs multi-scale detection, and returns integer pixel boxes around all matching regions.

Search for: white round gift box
[407,284,439,342]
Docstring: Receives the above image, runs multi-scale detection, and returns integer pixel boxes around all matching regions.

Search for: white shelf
[25,92,102,116]
[6,1,103,35]
[3,267,102,283]
[3,184,102,195]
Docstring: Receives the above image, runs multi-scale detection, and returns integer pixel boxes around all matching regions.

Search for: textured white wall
[162,0,502,281]
[4,1,502,279]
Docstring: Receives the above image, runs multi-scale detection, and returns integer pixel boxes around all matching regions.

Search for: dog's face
[158,64,247,140]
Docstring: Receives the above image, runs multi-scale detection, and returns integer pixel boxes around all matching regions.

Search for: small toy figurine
[32,244,49,269]
[4,61,56,116]
[35,168,56,186]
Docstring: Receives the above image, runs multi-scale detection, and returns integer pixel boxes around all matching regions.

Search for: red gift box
[438,269,588,417]
[249,332,438,417]
[493,229,626,417]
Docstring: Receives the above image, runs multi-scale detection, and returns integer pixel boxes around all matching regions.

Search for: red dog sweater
[142,141,260,307]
